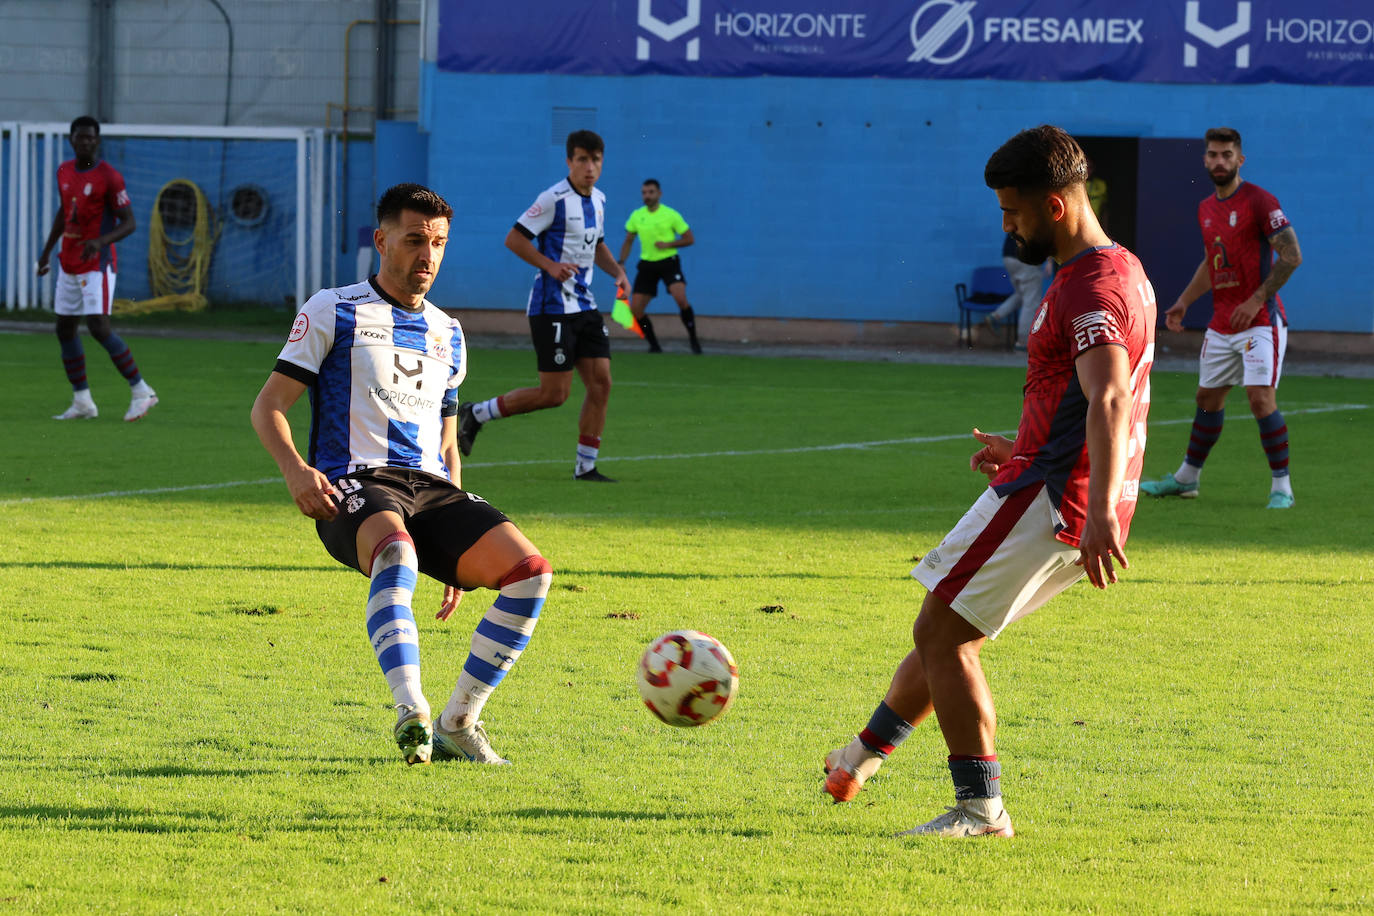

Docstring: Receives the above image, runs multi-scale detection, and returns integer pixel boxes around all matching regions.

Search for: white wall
[0,0,420,128]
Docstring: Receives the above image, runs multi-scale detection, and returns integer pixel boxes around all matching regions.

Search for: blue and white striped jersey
[515,178,606,316]
[273,278,467,483]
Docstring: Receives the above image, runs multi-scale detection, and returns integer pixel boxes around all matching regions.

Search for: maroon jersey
[56,159,130,275]
[1197,181,1290,334]
[992,245,1156,547]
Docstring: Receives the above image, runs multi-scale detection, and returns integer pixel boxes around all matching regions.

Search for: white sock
[575,439,599,476]
[131,379,154,396]
[963,796,1005,821]
[1174,463,1201,486]
[1271,473,1293,496]
[440,556,551,731]
[472,397,502,424]
[74,389,95,405]
[367,533,428,718]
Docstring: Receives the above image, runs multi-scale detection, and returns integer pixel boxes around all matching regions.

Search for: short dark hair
[375,183,453,225]
[642,178,660,190]
[70,115,100,136]
[566,130,604,160]
[984,125,1088,194]
[1204,126,1242,149]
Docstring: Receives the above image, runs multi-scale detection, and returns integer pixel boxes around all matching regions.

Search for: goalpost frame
[4,122,325,311]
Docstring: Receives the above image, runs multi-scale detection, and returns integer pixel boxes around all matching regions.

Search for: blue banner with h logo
[438,1,1374,85]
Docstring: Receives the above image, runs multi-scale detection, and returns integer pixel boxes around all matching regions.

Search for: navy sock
[949,755,1001,800]
[857,701,914,758]
[98,333,142,385]
[59,337,88,392]
[1257,410,1290,478]
[679,306,697,333]
[1185,407,1224,469]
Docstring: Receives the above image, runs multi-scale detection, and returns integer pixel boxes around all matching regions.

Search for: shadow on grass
[554,567,833,581]
[103,763,358,779]
[7,560,341,573]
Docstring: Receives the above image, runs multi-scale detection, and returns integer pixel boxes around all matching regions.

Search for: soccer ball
[636,630,739,727]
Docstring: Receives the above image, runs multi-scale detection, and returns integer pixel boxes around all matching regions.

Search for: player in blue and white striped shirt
[457,130,630,482]
[252,184,553,767]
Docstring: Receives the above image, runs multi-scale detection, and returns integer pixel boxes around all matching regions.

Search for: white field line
[3,403,1366,507]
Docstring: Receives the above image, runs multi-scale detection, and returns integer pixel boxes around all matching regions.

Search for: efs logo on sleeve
[288,313,309,342]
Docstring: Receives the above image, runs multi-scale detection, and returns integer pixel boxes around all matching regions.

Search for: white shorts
[54,265,116,316]
[912,485,1084,639]
[1198,324,1286,390]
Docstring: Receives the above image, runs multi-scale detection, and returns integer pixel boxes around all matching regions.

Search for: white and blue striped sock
[366,532,427,716]
[441,555,552,730]
[472,397,503,424]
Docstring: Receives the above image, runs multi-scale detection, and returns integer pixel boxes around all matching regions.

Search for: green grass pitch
[1,329,1371,914]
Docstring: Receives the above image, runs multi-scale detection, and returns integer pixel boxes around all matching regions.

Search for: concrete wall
[419,67,1373,334]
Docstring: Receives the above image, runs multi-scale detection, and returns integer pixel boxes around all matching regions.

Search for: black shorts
[529,310,611,373]
[632,256,686,297]
[316,467,510,588]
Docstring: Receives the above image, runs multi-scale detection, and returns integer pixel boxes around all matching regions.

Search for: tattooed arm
[1230,226,1302,331]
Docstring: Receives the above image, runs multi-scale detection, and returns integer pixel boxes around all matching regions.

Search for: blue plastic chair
[955,266,1016,350]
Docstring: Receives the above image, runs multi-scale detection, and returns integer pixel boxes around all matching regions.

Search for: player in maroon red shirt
[1141,127,1302,509]
[36,116,158,422]
[823,126,1156,838]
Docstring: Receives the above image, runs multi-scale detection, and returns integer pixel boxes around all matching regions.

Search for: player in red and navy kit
[823,126,1156,838]
[456,130,630,482]
[252,184,553,767]
[36,116,158,422]
[1142,127,1303,509]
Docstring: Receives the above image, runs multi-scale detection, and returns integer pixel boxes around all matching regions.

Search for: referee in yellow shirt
[616,179,702,354]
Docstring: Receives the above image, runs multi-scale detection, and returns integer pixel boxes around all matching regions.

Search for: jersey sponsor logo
[369,386,437,410]
[360,327,390,342]
[288,313,309,342]
[1071,309,1120,350]
[392,353,424,389]
[339,290,372,301]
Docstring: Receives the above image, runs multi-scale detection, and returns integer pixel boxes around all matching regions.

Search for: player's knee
[87,316,111,341]
[538,386,570,408]
[499,554,552,593]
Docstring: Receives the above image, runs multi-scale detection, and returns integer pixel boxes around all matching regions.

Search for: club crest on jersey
[428,332,451,361]
[83,183,93,196]
[289,313,309,342]
[1229,211,1237,227]
[554,349,566,365]
[1031,301,1049,334]
[345,495,365,514]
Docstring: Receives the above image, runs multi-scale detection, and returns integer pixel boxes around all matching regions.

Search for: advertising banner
[439,1,1374,86]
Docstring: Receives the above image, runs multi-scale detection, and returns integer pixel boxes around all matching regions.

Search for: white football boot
[125,383,158,422]
[432,717,509,765]
[897,798,1014,838]
[54,392,98,420]
[393,704,433,766]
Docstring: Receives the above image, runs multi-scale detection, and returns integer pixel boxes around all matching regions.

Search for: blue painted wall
[419,65,1372,333]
